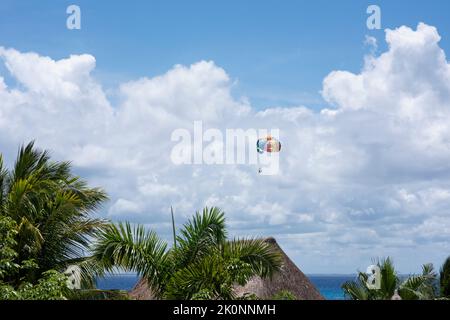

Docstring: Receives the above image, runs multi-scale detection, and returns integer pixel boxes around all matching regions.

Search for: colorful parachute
[257,136,281,154]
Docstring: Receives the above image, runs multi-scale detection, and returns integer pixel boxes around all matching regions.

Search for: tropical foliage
[342,258,438,300]
[0,215,68,299]
[272,290,296,300]
[0,269,68,300]
[0,142,108,298]
[93,206,282,299]
[440,256,450,298]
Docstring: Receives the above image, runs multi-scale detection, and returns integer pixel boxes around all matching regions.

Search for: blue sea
[308,275,355,300]
[96,274,355,300]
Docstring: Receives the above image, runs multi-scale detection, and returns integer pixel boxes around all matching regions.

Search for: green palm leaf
[440,257,450,297]
[222,238,282,279]
[93,222,169,296]
[175,207,226,267]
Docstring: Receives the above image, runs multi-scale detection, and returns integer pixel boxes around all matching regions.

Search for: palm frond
[399,263,437,300]
[440,256,450,297]
[175,207,226,266]
[222,238,282,279]
[165,254,235,300]
[16,216,44,255]
[342,280,369,300]
[92,222,170,296]
[377,257,399,298]
[0,154,8,214]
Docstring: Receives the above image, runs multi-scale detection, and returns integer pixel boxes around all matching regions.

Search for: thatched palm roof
[129,237,324,300]
[233,238,324,300]
[129,278,157,300]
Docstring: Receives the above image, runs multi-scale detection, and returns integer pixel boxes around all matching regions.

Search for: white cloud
[109,199,142,217]
[1,23,450,273]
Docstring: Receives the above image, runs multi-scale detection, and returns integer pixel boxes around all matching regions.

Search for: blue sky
[1,0,450,109]
[2,1,450,274]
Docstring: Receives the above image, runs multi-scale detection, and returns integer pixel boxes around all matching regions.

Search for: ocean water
[96,274,139,291]
[96,274,354,300]
[308,275,355,300]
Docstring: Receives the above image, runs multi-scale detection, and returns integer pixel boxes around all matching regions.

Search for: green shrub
[272,290,296,300]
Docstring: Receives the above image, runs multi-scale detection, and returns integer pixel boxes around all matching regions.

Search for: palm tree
[342,258,437,300]
[440,256,450,298]
[93,207,282,299]
[398,263,437,300]
[0,142,108,286]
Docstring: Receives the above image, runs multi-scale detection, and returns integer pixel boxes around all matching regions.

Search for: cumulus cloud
[1,23,450,272]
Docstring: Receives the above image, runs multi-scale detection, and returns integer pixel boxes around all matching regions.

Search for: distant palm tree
[440,256,450,298]
[0,142,108,286]
[342,258,437,300]
[93,207,282,299]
